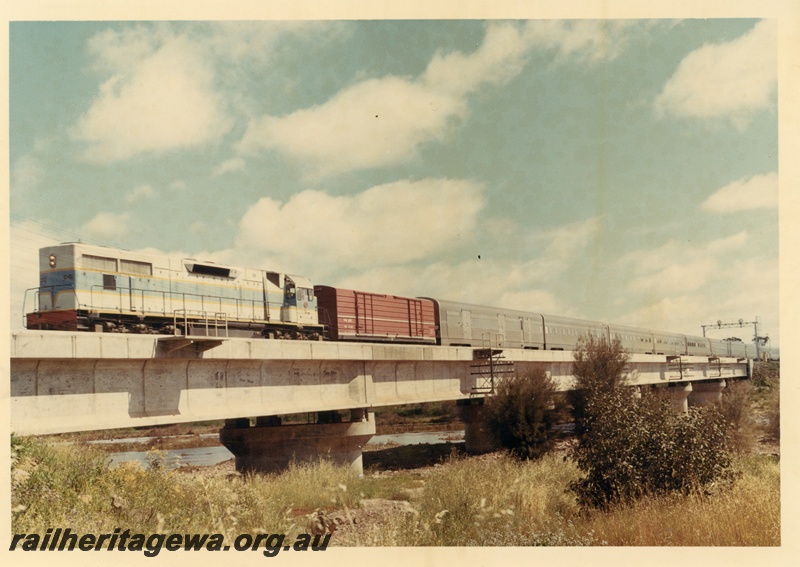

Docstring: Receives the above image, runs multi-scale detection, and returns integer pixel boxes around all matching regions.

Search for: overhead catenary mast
[700,318,764,359]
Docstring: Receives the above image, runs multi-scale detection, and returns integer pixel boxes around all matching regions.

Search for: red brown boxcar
[314,285,437,344]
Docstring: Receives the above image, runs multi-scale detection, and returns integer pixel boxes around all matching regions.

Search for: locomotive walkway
[10,331,751,474]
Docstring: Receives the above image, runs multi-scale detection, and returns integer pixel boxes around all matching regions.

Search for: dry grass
[12,433,779,547]
[572,455,780,546]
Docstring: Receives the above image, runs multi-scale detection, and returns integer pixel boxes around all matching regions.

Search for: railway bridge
[9,331,750,474]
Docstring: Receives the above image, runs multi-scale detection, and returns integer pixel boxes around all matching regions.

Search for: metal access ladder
[470,345,515,395]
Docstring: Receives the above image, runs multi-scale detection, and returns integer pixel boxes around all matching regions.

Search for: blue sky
[8,18,780,346]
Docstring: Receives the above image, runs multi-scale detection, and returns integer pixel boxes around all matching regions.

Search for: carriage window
[84,254,117,272]
[120,259,152,276]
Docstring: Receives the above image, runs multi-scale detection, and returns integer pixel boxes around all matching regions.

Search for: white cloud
[11,155,44,193]
[617,295,710,337]
[212,157,246,176]
[524,20,641,63]
[531,217,603,276]
[324,217,600,312]
[125,184,155,204]
[237,74,467,178]
[617,252,778,345]
[422,22,535,96]
[237,21,641,178]
[612,230,780,344]
[235,178,485,275]
[82,212,130,240]
[654,20,776,127]
[206,21,350,64]
[620,232,748,296]
[702,172,778,214]
[332,259,564,315]
[72,31,232,162]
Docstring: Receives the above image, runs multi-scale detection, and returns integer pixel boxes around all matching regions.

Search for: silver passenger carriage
[651,330,687,356]
[685,335,711,356]
[430,299,546,349]
[608,323,656,354]
[541,314,609,351]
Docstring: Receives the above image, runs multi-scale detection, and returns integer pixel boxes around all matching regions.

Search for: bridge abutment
[219,410,375,476]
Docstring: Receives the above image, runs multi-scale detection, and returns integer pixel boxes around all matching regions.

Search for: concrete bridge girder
[10,333,750,438]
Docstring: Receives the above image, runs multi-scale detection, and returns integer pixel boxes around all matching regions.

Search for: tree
[483,369,562,460]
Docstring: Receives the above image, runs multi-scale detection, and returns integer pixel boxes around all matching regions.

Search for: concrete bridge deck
[10,331,750,436]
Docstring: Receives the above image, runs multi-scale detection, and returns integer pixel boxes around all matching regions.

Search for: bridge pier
[219,409,375,476]
[664,382,693,413]
[456,399,499,453]
[688,380,726,406]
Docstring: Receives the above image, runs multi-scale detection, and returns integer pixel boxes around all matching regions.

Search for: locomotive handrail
[22,287,42,327]
[172,309,229,338]
[84,284,262,322]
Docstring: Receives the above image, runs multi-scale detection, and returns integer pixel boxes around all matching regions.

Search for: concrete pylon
[219,410,375,476]
[688,380,726,407]
[665,382,693,413]
[456,399,499,453]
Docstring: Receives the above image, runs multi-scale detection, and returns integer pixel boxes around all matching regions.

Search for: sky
[8,18,781,347]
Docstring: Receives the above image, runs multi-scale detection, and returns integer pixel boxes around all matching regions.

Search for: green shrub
[567,336,736,509]
[482,369,561,460]
[568,335,630,434]
[570,391,736,509]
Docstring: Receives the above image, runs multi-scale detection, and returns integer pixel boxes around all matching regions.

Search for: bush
[567,335,736,509]
[751,361,780,442]
[718,379,756,454]
[568,335,630,434]
[570,390,736,509]
[483,369,561,460]
[751,361,780,392]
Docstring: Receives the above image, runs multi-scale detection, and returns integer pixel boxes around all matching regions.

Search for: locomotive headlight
[49,254,56,267]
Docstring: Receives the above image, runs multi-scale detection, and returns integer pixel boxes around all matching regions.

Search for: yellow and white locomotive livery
[25,242,322,338]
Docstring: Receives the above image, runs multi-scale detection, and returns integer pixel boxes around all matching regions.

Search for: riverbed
[104,429,465,469]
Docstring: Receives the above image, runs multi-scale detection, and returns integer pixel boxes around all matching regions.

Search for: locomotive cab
[281,274,318,326]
